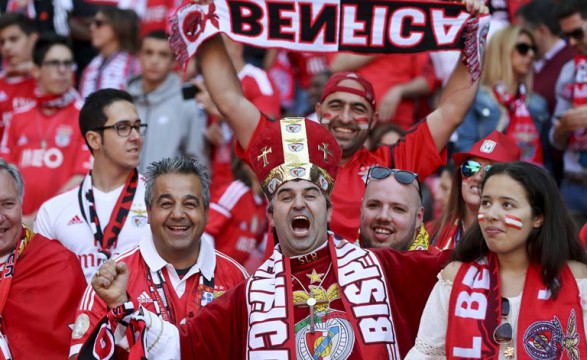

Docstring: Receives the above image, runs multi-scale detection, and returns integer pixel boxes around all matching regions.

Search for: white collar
[139,232,216,280]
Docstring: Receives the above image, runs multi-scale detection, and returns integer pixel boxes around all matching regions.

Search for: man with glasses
[360,166,436,252]
[35,89,150,283]
[551,0,587,228]
[2,33,90,227]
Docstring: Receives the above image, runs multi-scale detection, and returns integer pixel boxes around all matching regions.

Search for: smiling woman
[407,162,587,359]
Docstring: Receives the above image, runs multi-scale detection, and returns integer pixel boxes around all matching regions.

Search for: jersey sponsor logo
[55,125,73,147]
[68,215,84,226]
[78,251,122,269]
[72,314,91,339]
[20,148,64,168]
[12,97,34,109]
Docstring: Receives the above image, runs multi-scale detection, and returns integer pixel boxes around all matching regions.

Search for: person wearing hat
[180,0,489,243]
[87,117,451,359]
[431,130,522,249]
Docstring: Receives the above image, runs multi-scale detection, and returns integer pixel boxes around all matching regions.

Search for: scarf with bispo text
[78,169,139,260]
[0,226,34,360]
[493,82,543,165]
[571,56,587,168]
[169,0,489,81]
[446,253,587,359]
[245,234,400,359]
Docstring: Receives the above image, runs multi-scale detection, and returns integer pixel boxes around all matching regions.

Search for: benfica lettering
[169,0,488,69]
[228,0,469,52]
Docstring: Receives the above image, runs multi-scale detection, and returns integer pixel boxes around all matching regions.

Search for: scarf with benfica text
[169,0,489,81]
[0,226,34,360]
[446,253,587,359]
[245,233,399,359]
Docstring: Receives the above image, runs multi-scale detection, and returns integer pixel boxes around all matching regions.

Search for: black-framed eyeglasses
[561,25,586,42]
[366,166,422,199]
[93,121,147,137]
[460,160,492,178]
[493,297,513,344]
[515,43,537,56]
[42,59,77,72]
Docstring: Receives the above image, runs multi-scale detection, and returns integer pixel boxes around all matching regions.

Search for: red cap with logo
[452,130,521,165]
[248,117,342,199]
[319,71,376,110]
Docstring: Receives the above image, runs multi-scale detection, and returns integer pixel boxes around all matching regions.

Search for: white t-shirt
[34,174,150,283]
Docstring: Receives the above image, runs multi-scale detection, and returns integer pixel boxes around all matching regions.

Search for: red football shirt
[210,64,281,195]
[206,180,268,266]
[3,101,92,215]
[0,75,36,143]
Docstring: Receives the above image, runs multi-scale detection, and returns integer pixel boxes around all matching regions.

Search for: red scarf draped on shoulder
[446,253,587,359]
[571,56,587,168]
[493,82,543,165]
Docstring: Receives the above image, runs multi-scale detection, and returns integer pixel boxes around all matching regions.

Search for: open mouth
[0,227,8,234]
[166,225,189,233]
[291,215,310,235]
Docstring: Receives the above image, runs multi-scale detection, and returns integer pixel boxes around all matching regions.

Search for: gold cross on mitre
[294,297,329,333]
[257,146,272,167]
[318,143,332,161]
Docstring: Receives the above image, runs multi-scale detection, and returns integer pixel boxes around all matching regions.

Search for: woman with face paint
[407,161,587,359]
[431,130,521,250]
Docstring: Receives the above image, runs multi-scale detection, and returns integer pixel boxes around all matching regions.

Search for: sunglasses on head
[460,160,492,178]
[493,297,513,345]
[561,25,585,42]
[515,43,537,56]
[366,166,422,198]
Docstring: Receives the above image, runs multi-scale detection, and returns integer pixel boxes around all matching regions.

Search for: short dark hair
[517,0,561,34]
[79,89,134,151]
[32,33,71,66]
[453,162,587,298]
[556,0,587,20]
[144,157,211,210]
[0,12,36,35]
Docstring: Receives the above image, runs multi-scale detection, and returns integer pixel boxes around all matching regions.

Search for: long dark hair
[453,162,586,297]
[431,167,465,244]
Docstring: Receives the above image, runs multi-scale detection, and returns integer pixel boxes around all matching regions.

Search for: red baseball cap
[452,131,521,165]
[248,117,342,199]
[319,71,376,110]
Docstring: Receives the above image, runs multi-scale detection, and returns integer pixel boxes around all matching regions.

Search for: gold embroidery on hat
[318,143,332,162]
[280,118,310,165]
[257,146,272,167]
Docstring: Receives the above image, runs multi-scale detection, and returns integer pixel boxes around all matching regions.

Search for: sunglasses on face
[366,166,422,199]
[515,43,537,56]
[561,25,585,42]
[493,297,513,344]
[460,160,492,178]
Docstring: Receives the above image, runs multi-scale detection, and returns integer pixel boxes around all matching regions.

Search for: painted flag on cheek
[504,214,523,230]
[477,213,485,222]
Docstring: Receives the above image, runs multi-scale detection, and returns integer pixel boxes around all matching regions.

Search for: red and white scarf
[79,52,139,98]
[493,82,543,165]
[434,218,464,250]
[446,253,587,359]
[78,170,139,260]
[245,234,400,359]
[0,226,34,360]
[571,56,587,168]
[169,0,489,81]
[34,87,81,109]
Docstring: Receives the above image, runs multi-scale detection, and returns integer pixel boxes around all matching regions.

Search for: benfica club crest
[182,3,219,42]
[295,313,354,359]
[286,123,302,133]
[288,142,304,152]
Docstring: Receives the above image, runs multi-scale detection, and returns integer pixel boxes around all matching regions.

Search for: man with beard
[360,166,436,252]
